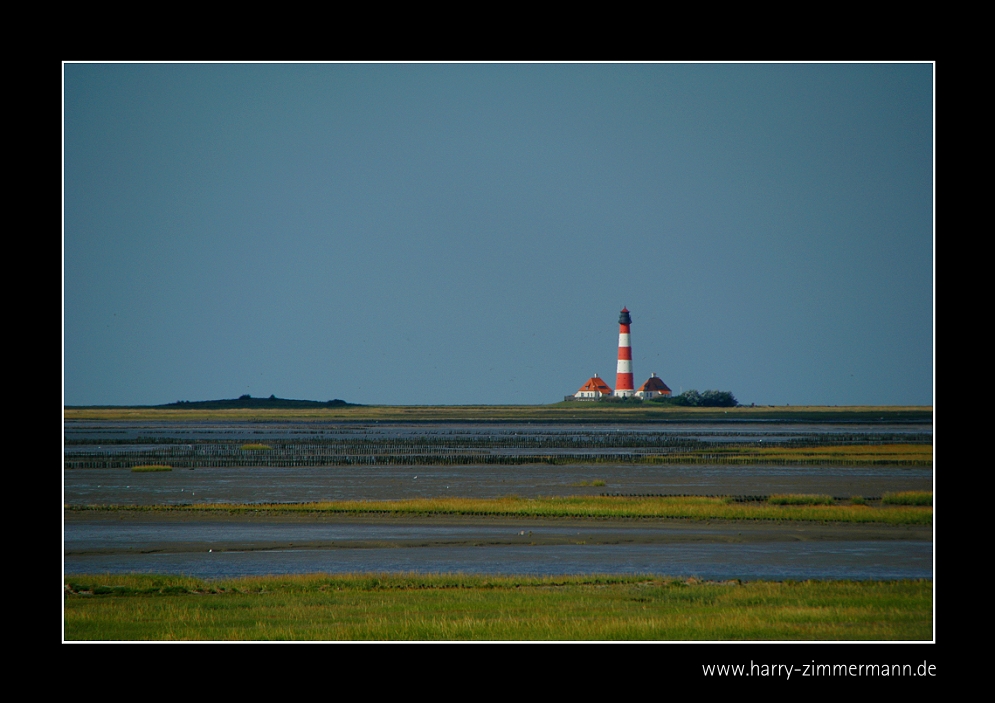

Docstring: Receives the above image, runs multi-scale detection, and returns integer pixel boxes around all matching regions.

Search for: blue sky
[63,63,933,406]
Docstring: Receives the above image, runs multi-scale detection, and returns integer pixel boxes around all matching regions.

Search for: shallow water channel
[63,516,931,581]
[64,464,932,505]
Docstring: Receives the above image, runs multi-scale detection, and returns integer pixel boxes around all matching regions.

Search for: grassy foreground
[70,495,933,525]
[63,574,932,641]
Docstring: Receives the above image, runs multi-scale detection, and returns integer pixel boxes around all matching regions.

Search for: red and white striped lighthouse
[614,307,634,397]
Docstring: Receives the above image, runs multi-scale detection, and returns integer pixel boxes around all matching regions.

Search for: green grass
[63,574,932,641]
[768,494,834,505]
[130,465,172,472]
[572,479,607,487]
[883,491,933,506]
[68,495,932,525]
[633,444,932,467]
[239,443,272,451]
[63,405,933,423]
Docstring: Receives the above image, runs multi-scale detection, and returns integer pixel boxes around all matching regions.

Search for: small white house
[635,373,672,399]
[574,374,613,399]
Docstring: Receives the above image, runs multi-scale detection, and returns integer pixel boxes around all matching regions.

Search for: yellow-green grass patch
[768,494,834,505]
[69,495,932,525]
[883,491,933,506]
[639,444,931,466]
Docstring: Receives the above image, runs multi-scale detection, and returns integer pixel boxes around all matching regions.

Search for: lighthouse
[614,307,635,397]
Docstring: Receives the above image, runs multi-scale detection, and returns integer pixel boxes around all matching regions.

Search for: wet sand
[64,463,932,506]
[64,511,932,581]
[65,510,931,555]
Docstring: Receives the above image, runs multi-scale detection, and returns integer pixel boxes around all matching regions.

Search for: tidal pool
[64,515,931,581]
[64,541,932,581]
[64,463,932,505]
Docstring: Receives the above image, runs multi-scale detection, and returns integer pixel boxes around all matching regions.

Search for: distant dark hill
[158,396,358,409]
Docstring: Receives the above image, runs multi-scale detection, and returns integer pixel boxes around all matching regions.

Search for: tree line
[651,389,738,407]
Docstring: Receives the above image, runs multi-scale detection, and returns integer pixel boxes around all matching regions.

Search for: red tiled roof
[577,377,613,394]
[638,376,672,393]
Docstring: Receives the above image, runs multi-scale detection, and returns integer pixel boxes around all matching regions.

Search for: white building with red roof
[635,373,672,399]
[574,374,613,399]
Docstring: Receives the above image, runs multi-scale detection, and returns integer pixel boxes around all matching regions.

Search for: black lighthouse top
[619,307,631,325]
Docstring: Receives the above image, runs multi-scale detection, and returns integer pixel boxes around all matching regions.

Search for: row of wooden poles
[63,432,932,448]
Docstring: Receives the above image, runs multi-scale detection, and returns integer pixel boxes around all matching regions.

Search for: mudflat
[65,510,931,555]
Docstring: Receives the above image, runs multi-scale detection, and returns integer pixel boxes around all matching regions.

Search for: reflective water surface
[64,542,931,581]
[64,464,931,505]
